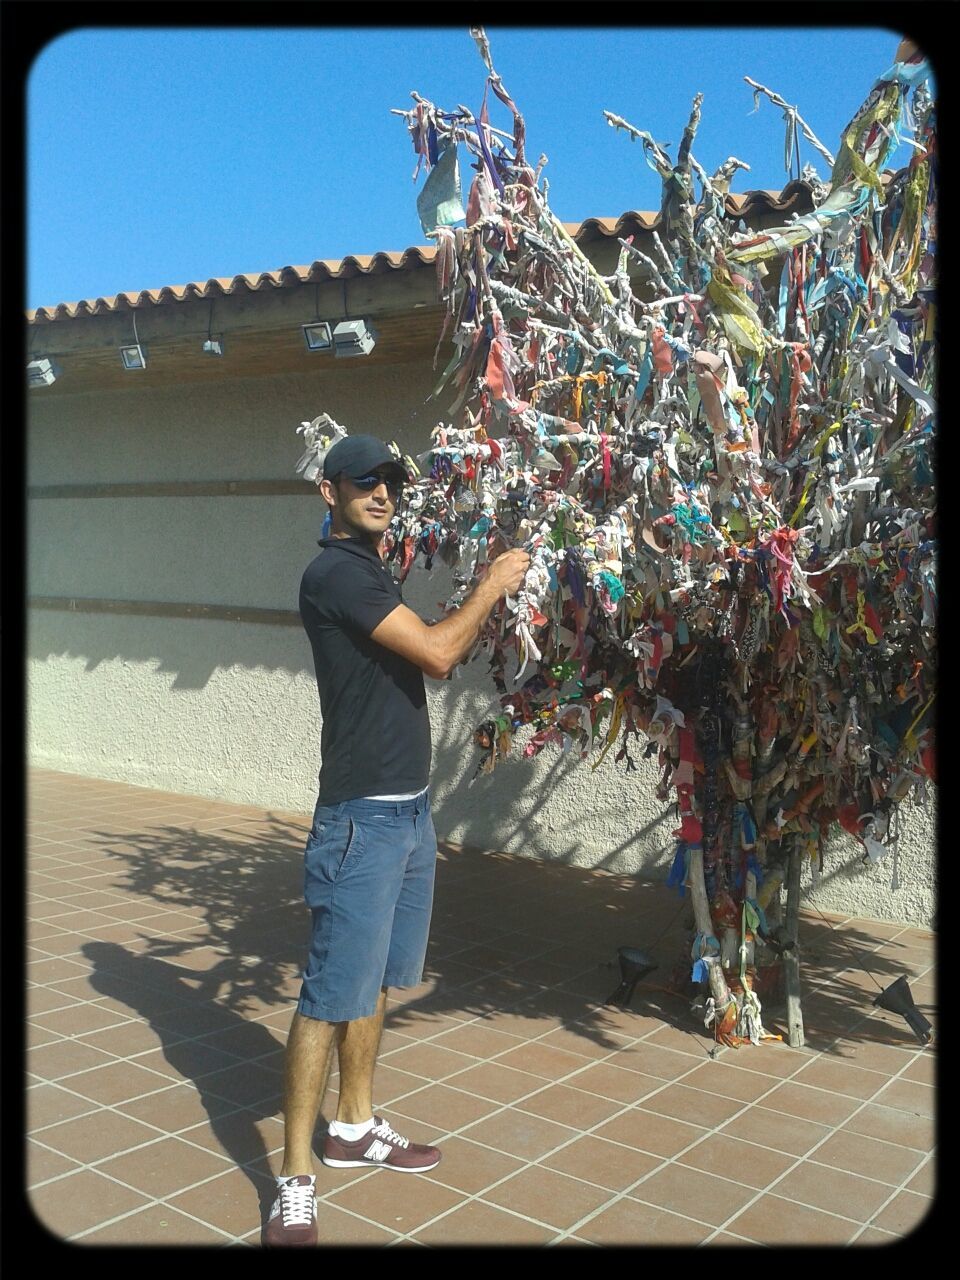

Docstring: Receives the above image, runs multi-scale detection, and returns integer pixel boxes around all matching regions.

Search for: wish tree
[297,32,936,1048]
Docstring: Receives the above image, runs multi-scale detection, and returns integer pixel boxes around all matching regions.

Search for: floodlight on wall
[333,319,376,358]
[302,321,333,352]
[120,311,147,370]
[27,357,60,388]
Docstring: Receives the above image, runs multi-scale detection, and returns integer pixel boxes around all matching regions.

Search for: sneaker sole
[322,1156,441,1172]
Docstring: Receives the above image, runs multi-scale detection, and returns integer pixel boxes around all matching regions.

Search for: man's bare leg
[334,988,388,1124]
[279,1012,338,1176]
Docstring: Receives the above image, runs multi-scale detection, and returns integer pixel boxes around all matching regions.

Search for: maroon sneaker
[262,1174,317,1247]
[322,1117,441,1172]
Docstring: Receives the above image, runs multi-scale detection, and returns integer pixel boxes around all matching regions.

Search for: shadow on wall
[27,608,315,690]
[426,683,676,875]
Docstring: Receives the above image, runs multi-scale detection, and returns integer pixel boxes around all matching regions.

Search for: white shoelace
[371,1119,409,1149]
[278,1179,316,1227]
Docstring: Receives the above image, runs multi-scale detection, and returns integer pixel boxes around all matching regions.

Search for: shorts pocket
[305,817,364,897]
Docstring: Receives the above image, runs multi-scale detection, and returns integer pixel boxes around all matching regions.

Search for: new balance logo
[363,1139,394,1163]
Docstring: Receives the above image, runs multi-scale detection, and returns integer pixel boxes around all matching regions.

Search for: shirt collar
[317,535,385,564]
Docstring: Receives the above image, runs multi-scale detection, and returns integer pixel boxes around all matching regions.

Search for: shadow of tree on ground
[87,810,934,1106]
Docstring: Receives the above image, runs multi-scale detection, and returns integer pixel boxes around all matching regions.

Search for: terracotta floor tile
[576,1196,713,1245]
[758,1080,862,1127]
[574,1004,668,1041]
[644,1022,720,1058]
[126,1041,246,1083]
[904,1158,936,1196]
[527,1023,620,1061]
[30,1004,135,1039]
[469,1004,564,1039]
[151,1004,242,1038]
[26,957,93,985]
[495,1040,609,1082]
[28,1038,119,1082]
[412,1199,555,1246]
[568,1061,663,1105]
[380,1041,478,1082]
[604,1040,707,1081]
[503,957,579,987]
[482,1164,613,1230]
[29,1168,151,1240]
[726,1193,861,1245]
[24,901,78,921]
[423,1134,526,1195]
[361,1063,426,1106]
[310,1202,400,1246]
[516,1082,624,1130]
[27,1083,101,1133]
[642,1082,745,1128]
[78,1203,230,1245]
[76,1020,169,1059]
[27,1139,82,1185]
[179,1109,286,1165]
[866,1189,933,1236]
[681,1060,782,1103]
[872,1078,936,1119]
[198,1062,283,1109]
[593,1107,707,1159]
[826,1038,918,1074]
[842,1103,935,1151]
[96,1134,233,1198]
[629,1162,756,1226]
[721,1105,832,1157]
[389,1082,501,1135]
[713,1043,811,1078]
[117,1080,240,1132]
[27,1025,67,1050]
[167,1165,277,1236]
[540,1134,664,1191]
[51,1060,175,1106]
[326,1166,462,1233]
[444,1061,550,1104]
[37,1107,166,1165]
[382,1004,467,1037]
[778,1160,894,1222]
[27,987,80,1017]
[461,1107,579,1162]
[677,1132,796,1190]
[854,1225,902,1245]
[791,1057,891,1100]
[26,931,90,959]
[900,1054,936,1085]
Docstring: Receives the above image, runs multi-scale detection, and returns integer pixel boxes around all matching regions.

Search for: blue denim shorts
[297,790,437,1023]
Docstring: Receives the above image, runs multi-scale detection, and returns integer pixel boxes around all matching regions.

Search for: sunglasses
[350,471,405,495]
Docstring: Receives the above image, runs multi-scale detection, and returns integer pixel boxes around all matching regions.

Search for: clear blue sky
[27,25,923,311]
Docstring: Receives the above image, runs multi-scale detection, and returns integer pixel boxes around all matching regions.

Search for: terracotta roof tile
[26,186,813,324]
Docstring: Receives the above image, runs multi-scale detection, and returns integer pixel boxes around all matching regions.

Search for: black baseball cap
[322,435,407,483]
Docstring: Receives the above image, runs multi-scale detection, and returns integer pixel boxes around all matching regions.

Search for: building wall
[27,356,936,926]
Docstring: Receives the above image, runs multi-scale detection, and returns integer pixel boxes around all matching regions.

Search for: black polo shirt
[299,536,431,804]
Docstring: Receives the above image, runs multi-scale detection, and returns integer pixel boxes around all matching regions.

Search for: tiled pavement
[26,768,936,1247]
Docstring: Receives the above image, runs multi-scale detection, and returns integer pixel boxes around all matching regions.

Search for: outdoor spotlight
[202,335,224,356]
[332,318,376,358]
[27,357,60,387]
[120,343,147,370]
[302,321,333,352]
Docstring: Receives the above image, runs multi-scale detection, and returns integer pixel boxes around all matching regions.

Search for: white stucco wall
[27,366,936,926]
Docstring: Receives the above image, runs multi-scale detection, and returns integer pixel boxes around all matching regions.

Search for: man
[264,434,529,1246]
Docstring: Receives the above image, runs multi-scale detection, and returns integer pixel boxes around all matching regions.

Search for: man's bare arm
[370,548,529,679]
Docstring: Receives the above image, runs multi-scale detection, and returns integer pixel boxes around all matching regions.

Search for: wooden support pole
[783,838,805,1048]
